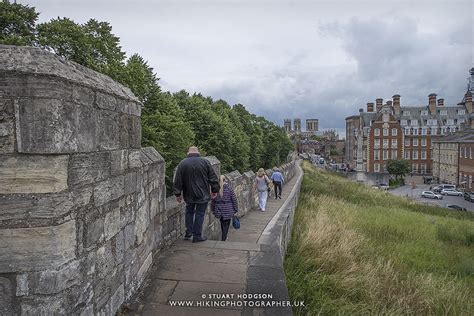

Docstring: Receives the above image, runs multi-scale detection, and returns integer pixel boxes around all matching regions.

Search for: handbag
[232,216,240,229]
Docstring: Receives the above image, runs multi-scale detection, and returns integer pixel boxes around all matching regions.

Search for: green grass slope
[284,162,474,315]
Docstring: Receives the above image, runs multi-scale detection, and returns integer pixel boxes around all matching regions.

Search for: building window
[403,111,410,116]
[405,150,410,159]
[465,146,468,158]
[413,138,418,146]
[421,138,427,146]
[421,150,427,160]
[374,150,380,160]
[420,110,428,116]
[383,139,389,148]
[391,128,398,136]
[413,128,419,135]
[410,119,418,126]
[405,127,411,135]
[421,163,427,174]
[440,110,447,115]
[413,150,419,159]
[412,163,418,173]
[405,138,410,147]
[374,128,380,136]
[428,119,437,125]
[401,120,408,126]
[391,149,398,159]
[383,128,389,136]
[470,147,472,159]
[374,139,380,148]
[447,119,454,125]
[391,139,397,147]
[458,109,465,115]
[421,128,427,135]
[383,150,388,160]
[431,127,437,135]
[374,163,380,172]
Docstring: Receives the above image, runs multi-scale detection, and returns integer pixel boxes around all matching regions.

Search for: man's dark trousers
[185,202,208,238]
[273,181,282,198]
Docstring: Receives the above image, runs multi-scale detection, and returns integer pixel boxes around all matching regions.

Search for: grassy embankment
[285,162,474,315]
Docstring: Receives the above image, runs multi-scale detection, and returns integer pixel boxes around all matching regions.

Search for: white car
[440,188,463,196]
[421,191,443,200]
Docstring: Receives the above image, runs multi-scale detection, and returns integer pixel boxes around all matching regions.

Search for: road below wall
[389,184,474,212]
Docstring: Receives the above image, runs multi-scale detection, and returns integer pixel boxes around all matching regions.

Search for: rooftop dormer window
[440,110,447,115]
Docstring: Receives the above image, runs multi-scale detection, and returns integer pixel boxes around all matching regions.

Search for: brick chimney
[375,98,383,112]
[367,102,374,112]
[392,94,401,116]
[465,91,473,114]
[437,98,444,107]
[428,93,437,115]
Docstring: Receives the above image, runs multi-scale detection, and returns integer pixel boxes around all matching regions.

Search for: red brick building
[367,104,403,172]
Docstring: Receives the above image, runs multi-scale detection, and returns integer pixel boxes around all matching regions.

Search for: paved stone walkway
[123,168,301,316]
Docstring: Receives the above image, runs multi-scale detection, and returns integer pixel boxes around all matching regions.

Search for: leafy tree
[37,18,125,80]
[386,159,411,183]
[0,1,38,46]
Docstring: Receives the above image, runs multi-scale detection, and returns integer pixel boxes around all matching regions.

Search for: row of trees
[0,1,294,190]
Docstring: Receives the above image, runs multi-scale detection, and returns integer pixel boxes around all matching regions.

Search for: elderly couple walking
[173,146,285,242]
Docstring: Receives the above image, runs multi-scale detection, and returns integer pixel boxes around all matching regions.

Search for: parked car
[432,186,442,193]
[463,192,474,202]
[445,204,467,211]
[378,183,389,191]
[421,191,443,200]
[440,188,463,196]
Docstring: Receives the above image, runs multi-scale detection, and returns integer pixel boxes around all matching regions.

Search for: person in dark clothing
[173,146,220,243]
[211,175,238,241]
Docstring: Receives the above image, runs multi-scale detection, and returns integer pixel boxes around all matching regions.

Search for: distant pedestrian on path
[173,146,220,243]
[211,175,238,241]
[254,168,271,211]
[271,167,284,199]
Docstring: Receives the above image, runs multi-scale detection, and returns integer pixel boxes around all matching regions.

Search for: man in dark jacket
[173,146,220,243]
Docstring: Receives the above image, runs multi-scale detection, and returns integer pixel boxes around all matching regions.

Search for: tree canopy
[0,1,295,194]
[386,159,411,182]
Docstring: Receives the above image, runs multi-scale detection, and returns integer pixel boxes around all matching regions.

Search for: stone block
[124,172,138,195]
[72,84,95,106]
[110,149,128,176]
[30,260,81,294]
[99,284,124,316]
[123,223,136,250]
[84,215,104,248]
[128,101,141,117]
[95,242,116,280]
[16,274,28,296]
[0,73,73,100]
[96,110,121,151]
[129,149,152,170]
[69,152,111,188]
[135,202,150,245]
[129,115,141,148]
[0,220,76,273]
[0,192,75,223]
[0,155,68,194]
[20,293,67,316]
[104,208,121,241]
[93,175,124,207]
[0,277,13,315]
[95,92,117,111]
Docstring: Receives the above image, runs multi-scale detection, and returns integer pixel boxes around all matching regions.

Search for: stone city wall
[0,45,165,315]
[0,45,297,315]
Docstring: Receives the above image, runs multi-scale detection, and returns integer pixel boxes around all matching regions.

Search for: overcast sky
[25,0,473,133]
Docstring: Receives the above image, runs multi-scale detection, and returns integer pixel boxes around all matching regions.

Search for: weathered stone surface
[84,215,104,249]
[95,92,117,111]
[111,149,128,176]
[0,220,76,273]
[0,73,73,100]
[0,277,13,315]
[135,202,150,245]
[104,208,121,241]
[93,175,125,207]
[0,155,68,194]
[30,260,81,294]
[0,45,139,102]
[20,293,67,316]
[69,152,110,188]
[0,192,75,223]
[16,274,28,297]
